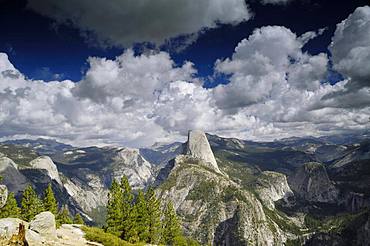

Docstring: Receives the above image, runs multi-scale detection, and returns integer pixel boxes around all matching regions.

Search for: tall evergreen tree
[134,190,149,242]
[56,206,73,226]
[0,192,21,218]
[123,203,140,243]
[21,185,44,221]
[119,176,135,240]
[162,201,183,245]
[106,179,124,235]
[145,187,162,244]
[43,183,58,215]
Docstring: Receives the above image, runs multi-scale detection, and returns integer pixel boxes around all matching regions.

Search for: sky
[0,0,369,147]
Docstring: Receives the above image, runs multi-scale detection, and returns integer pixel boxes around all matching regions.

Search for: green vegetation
[105,176,198,245]
[158,162,188,191]
[56,206,73,226]
[0,182,76,226]
[145,187,162,244]
[73,213,84,224]
[186,180,216,201]
[0,144,38,167]
[88,205,107,227]
[304,214,322,230]
[82,226,140,246]
[43,183,58,215]
[263,207,301,235]
[215,151,259,189]
[0,192,21,218]
[161,201,183,245]
[21,185,44,221]
[306,209,370,233]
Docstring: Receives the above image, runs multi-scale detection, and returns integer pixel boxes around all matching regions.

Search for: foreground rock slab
[0,211,102,245]
[29,212,56,239]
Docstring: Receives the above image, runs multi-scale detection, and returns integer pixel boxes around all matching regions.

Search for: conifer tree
[106,179,124,235]
[0,192,21,218]
[145,187,162,244]
[133,190,149,242]
[119,176,134,240]
[56,206,73,226]
[21,185,44,221]
[43,183,58,215]
[123,203,140,243]
[162,201,183,245]
[73,213,84,224]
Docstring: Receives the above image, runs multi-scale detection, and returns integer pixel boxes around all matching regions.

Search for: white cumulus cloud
[0,7,369,146]
[330,6,370,90]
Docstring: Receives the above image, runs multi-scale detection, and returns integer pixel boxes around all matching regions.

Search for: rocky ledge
[0,211,101,246]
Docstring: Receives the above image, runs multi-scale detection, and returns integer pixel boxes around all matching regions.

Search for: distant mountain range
[0,131,369,245]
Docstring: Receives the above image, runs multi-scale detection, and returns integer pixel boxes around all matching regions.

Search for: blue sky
[0,0,369,147]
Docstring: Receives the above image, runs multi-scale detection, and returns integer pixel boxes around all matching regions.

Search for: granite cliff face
[255,171,294,209]
[0,156,29,195]
[56,147,154,222]
[157,155,288,245]
[289,162,338,203]
[185,130,222,174]
[156,131,295,245]
[112,148,153,189]
[27,156,62,185]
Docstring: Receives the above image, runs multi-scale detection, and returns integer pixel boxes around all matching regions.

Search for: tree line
[0,176,199,245]
[105,176,198,245]
[0,183,83,225]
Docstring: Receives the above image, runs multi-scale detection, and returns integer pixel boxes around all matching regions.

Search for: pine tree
[21,185,44,221]
[124,203,140,243]
[43,183,58,215]
[106,179,124,235]
[162,201,183,245]
[133,190,149,242]
[119,176,135,240]
[56,206,73,226]
[73,213,84,224]
[0,192,21,218]
[145,187,162,244]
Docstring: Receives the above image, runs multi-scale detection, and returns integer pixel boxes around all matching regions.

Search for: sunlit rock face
[255,171,294,209]
[28,156,62,185]
[112,148,153,189]
[185,130,222,174]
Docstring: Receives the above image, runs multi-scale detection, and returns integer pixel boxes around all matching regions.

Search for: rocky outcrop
[0,157,29,194]
[63,148,153,214]
[255,171,294,209]
[56,224,103,246]
[63,176,108,214]
[29,212,56,239]
[0,185,7,208]
[0,212,101,246]
[112,148,153,189]
[185,130,222,174]
[157,155,289,245]
[28,156,62,185]
[289,162,338,203]
[0,218,28,239]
